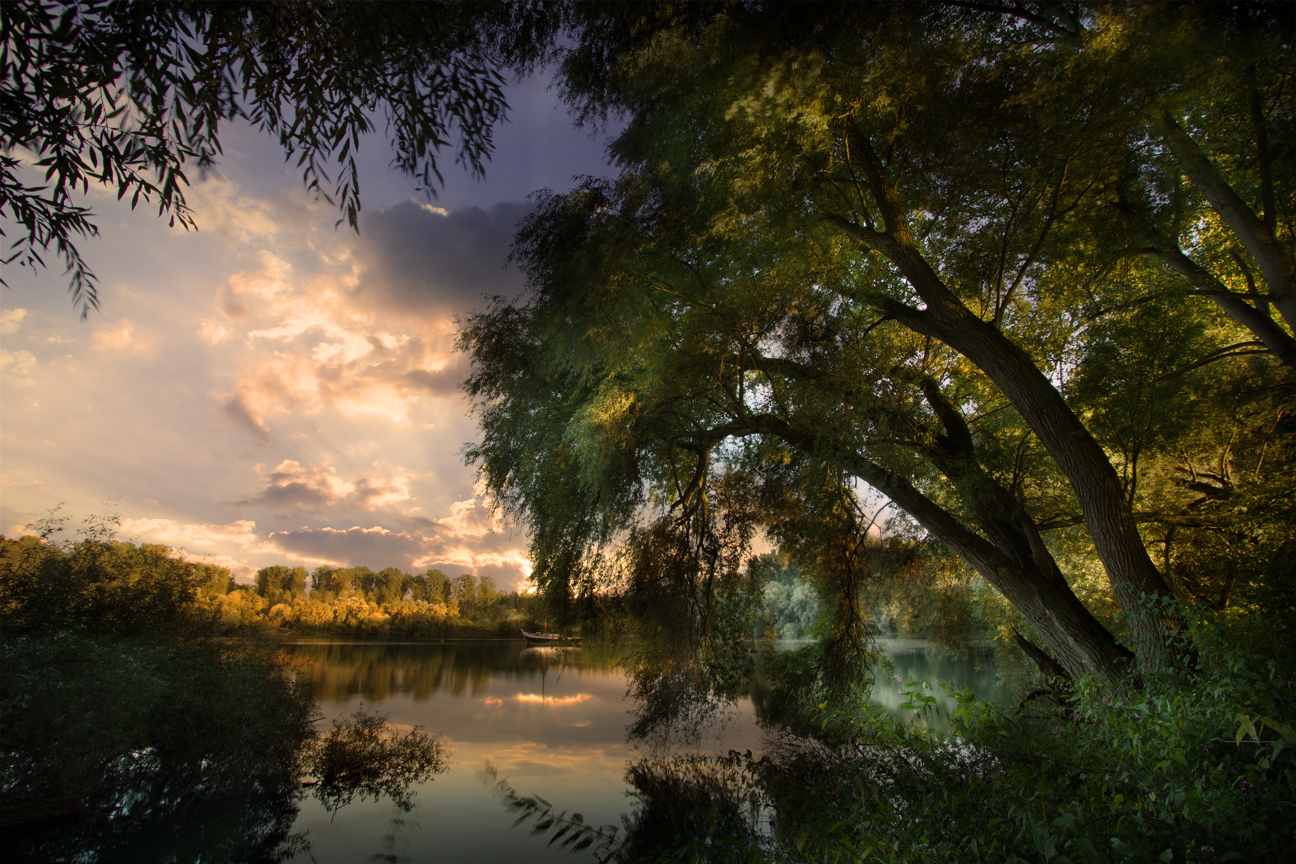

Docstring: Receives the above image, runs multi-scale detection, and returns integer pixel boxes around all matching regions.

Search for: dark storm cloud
[232,461,411,512]
[245,480,333,509]
[355,200,531,316]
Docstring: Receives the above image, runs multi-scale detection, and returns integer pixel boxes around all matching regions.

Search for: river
[279,638,1005,863]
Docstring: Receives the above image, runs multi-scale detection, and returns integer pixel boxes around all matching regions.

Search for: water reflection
[281,639,720,864]
[274,638,999,863]
[286,640,622,704]
[869,639,1008,719]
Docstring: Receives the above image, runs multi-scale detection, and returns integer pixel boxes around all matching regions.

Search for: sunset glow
[0,77,616,590]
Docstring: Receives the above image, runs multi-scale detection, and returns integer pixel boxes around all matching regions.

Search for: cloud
[1,177,534,592]
[199,320,232,344]
[397,353,471,397]
[1,308,26,334]
[219,250,295,324]
[185,194,527,444]
[186,179,298,245]
[92,320,136,350]
[267,525,428,570]
[503,760,574,776]
[486,740,624,778]
[260,501,532,588]
[352,200,531,317]
[118,517,272,553]
[0,349,36,376]
[514,693,593,706]
[207,240,475,440]
[220,352,319,440]
[115,516,345,579]
[352,475,411,509]
[223,391,272,441]
[237,460,410,511]
[240,460,351,509]
[435,497,499,539]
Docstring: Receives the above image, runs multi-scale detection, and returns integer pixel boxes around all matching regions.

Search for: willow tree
[462,2,1293,680]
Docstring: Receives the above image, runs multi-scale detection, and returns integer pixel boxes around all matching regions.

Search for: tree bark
[1013,628,1070,682]
[821,138,1181,670]
[1150,244,1296,368]
[755,415,1135,683]
[1159,114,1296,335]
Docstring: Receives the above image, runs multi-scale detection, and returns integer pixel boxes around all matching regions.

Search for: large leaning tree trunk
[754,416,1134,683]
[823,139,1180,671]
[739,354,1135,683]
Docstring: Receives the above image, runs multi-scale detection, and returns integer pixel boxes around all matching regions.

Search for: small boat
[521,630,582,646]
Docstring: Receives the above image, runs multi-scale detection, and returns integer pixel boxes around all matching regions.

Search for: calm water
[280,639,1003,863]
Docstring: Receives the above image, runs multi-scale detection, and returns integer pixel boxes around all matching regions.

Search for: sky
[1,71,619,589]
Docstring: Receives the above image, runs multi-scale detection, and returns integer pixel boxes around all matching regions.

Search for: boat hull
[520,630,582,646]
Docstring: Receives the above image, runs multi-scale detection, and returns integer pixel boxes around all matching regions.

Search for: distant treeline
[222,562,541,636]
[0,533,544,638]
[0,532,994,644]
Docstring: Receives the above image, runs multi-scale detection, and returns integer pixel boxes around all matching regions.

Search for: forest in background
[0,528,541,638]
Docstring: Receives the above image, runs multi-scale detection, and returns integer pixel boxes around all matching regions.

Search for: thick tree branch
[1159,112,1296,331]
[823,141,1177,669]
[1146,243,1296,367]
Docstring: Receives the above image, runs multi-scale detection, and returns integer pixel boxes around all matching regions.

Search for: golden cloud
[0,308,26,335]
[118,517,270,551]
[91,320,137,351]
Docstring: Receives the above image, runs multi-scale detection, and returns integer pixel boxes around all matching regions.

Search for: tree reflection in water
[305,705,447,815]
[3,636,447,864]
[284,639,623,704]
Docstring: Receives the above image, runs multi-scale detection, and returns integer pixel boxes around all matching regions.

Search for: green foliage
[454,572,479,616]
[754,554,821,640]
[1069,291,1296,620]
[421,569,452,606]
[373,566,406,606]
[195,561,234,597]
[1,531,206,636]
[612,509,771,747]
[462,0,1296,686]
[254,564,307,603]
